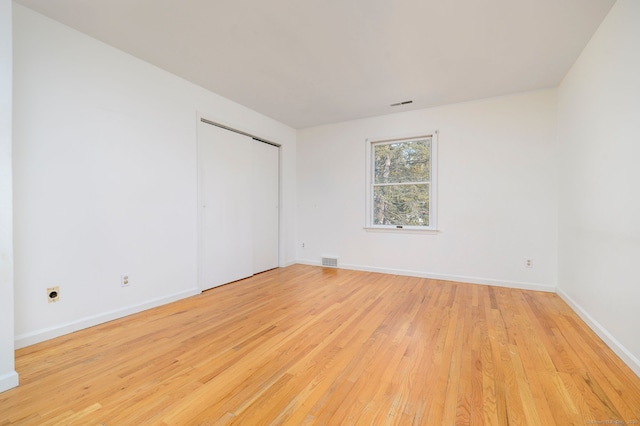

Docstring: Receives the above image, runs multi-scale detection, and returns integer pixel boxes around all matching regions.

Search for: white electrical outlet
[121,275,130,287]
[525,259,533,268]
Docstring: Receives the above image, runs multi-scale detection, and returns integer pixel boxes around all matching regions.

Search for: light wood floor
[1,265,639,425]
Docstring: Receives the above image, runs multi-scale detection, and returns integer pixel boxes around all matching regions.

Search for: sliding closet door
[252,142,279,274]
[198,123,253,290]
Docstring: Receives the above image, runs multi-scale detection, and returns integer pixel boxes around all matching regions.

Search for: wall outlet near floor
[525,259,533,268]
[47,286,59,303]
[121,275,130,287]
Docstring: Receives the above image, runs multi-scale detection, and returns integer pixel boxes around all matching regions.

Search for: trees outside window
[367,134,437,230]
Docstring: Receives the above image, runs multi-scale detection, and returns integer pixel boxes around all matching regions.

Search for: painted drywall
[0,0,18,393]
[297,90,558,291]
[557,0,640,375]
[12,5,296,348]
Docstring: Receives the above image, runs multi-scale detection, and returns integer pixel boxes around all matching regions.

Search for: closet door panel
[252,141,279,274]
[198,123,253,290]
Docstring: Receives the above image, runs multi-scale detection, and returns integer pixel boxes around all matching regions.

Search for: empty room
[1,0,640,424]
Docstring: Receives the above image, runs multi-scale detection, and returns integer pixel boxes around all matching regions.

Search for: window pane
[373,184,429,226]
[374,138,431,184]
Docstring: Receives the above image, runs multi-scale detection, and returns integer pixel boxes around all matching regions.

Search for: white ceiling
[15,0,616,129]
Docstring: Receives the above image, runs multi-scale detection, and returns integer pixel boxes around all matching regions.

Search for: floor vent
[321,257,338,268]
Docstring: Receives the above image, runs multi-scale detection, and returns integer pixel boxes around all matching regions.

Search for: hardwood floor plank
[1,265,639,425]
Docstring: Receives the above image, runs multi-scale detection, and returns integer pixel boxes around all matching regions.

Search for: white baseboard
[557,288,640,378]
[296,260,556,293]
[15,288,200,349]
[281,259,297,267]
[0,370,19,393]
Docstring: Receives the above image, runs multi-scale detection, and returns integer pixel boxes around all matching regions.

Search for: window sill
[363,227,440,235]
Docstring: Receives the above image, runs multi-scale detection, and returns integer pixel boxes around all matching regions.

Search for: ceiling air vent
[390,100,413,107]
[321,256,338,268]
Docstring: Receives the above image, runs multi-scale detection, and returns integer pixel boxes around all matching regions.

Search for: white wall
[557,0,640,376]
[297,90,558,291]
[12,5,296,348]
[0,0,18,393]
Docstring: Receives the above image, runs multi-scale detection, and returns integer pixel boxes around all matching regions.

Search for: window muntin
[368,135,436,230]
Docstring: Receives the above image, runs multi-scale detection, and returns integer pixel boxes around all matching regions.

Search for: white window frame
[365,131,438,232]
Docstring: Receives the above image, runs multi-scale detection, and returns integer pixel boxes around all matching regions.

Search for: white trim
[196,111,206,292]
[15,288,200,349]
[0,371,19,393]
[431,131,439,229]
[557,288,640,378]
[295,260,555,293]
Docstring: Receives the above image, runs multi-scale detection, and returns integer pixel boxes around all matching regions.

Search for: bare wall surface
[297,90,558,291]
[557,0,640,375]
[0,0,18,393]
[12,5,296,347]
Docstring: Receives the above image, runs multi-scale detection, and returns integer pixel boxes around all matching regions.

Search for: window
[366,133,438,231]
